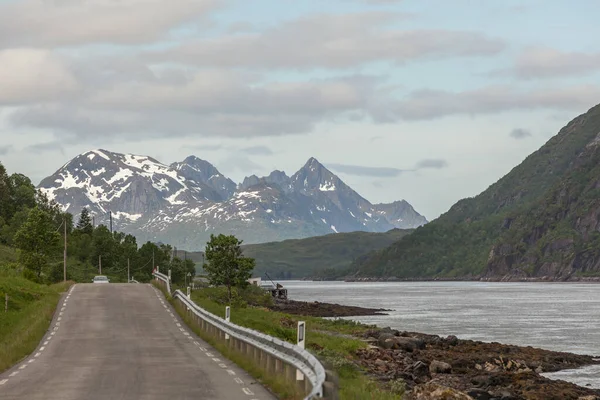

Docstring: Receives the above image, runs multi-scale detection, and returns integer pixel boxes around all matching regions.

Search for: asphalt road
[0,283,276,400]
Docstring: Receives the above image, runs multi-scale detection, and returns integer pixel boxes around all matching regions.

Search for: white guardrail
[152,271,329,400]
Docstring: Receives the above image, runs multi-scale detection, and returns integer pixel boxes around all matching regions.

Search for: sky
[1,0,600,221]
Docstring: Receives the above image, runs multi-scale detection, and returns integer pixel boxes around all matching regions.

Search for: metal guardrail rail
[153,272,328,399]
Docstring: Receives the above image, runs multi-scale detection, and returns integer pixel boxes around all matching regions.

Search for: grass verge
[160,283,401,399]
[0,274,73,373]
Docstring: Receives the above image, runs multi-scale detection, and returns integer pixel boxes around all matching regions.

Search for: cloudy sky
[1,0,599,220]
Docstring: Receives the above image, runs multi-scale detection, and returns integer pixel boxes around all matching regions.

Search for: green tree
[203,234,255,301]
[0,163,10,222]
[76,207,94,235]
[13,208,61,278]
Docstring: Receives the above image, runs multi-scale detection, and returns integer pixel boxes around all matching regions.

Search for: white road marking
[34,353,41,357]
[176,323,181,327]
[219,363,227,368]
[212,358,221,362]
[43,341,49,345]
[9,371,19,377]
[18,365,27,370]
[0,379,8,385]
[234,378,244,384]
[40,346,45,351]
[193,341,200,346]
[226,370,236,376]
[183,332,190,336]
[199,347,207,351]
[27,360,34,364]
[242,388,254,396]
[57,317,61,322]
[206,352,214,357]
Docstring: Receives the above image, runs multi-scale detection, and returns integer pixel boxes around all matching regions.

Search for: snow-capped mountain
[38,149,427,249]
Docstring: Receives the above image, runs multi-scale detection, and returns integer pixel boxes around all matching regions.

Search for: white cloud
[0,49,80,105]
[146,12,505,69]
[0,0,218,48]
[389,85,600,120]
[510,48,600,79]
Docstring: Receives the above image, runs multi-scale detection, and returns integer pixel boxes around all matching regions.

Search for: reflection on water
[281,281,600,389]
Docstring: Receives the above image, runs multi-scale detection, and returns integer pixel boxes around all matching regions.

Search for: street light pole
[63,215,67,282]
[127,258,130,283]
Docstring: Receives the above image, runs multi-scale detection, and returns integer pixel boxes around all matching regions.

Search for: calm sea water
[281,281,600,389]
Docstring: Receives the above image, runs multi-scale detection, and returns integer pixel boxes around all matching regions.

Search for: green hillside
[348,103,600,280]
[0,244,16,264]
[186,229,412,279]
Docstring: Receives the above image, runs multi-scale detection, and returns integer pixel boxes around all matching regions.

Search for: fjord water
[282,281,600,388]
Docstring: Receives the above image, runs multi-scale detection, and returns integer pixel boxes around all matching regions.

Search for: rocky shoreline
[341,276,600,283]
[358,328,600,400]
[269,298,390,317]
[269,298,600,399]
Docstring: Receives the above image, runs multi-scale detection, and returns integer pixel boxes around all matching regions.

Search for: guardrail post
[187,286,191,298]
[168,269,171,281]
[225,306,230,340]
[296,321,306,382]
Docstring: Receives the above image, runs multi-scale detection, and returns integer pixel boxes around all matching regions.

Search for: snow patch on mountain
[38,150,428,249]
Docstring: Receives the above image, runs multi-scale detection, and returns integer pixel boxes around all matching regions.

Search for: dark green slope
[348,103,600,279]
[184,229,412,279]
[243,228,412,279]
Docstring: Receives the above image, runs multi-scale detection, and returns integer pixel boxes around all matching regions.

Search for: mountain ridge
[38,149,427,250]
[347,103,600,281]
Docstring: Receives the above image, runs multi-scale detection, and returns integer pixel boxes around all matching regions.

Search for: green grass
[0,273,73,373]
[187,286,400,400]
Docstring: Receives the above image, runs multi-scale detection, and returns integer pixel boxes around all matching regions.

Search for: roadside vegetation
[190,286,400,400]
[0,268,72,373]
[164,233,401,400]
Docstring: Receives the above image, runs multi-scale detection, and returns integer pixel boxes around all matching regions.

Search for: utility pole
[92,215,95,228]
[63,215,67,282]
[99,255,102,274]
[127,258,130,283]
[152,249,155,272]
[109,211,113,233]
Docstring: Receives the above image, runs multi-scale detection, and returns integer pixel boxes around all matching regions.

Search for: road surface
[0,283,276,400]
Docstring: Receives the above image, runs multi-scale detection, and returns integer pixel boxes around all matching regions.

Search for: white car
[92,275,110,284]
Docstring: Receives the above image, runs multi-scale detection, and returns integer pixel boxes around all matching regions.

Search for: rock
[429,360,452,374]
[412,382,474,399]
[470,375,492,388]
[446,335,459,346]
[411,361,430,378]
[467,388,493,400]
[535,366,543,373]
[378,333,396,349]
[577,396,598,400]
[380,327,400,336]
[475,364,483,370]
[391,336,426,352]
[484,362,501,372]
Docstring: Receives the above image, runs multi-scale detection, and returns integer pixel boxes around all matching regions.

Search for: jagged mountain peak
[291,157,340,193]
[39,150,427,249]
[171,156,236,200]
